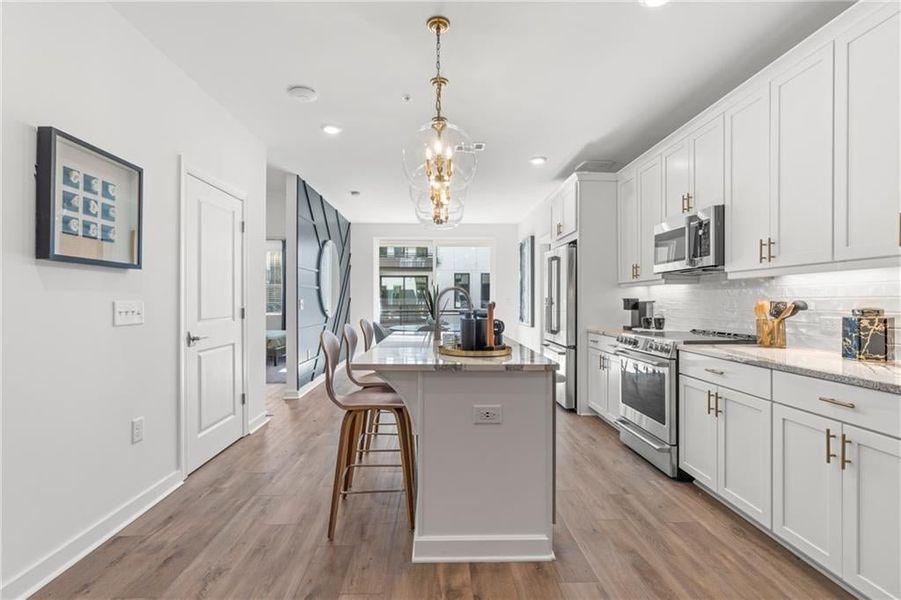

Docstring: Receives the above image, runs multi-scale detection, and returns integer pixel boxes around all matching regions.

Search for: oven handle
[613,349,671,368]
[617,419,670,453]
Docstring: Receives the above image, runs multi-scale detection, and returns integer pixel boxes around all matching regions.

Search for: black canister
[460,311,477,350]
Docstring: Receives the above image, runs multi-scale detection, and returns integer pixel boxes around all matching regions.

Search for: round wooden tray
[438,345,512,358]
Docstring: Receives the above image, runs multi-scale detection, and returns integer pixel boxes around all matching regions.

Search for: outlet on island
[472,405,502,425]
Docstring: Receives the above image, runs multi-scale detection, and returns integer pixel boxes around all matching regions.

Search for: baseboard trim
[2,470,183,599]
[248,412,270,434]
[283,366,337,401]
[411,534,554,563]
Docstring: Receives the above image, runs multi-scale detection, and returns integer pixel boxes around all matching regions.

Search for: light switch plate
[131,417,144,444]
[114,300,144,326]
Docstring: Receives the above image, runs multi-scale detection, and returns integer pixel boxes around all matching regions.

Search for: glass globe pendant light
[401,16,477,226]
[411,187,465,230]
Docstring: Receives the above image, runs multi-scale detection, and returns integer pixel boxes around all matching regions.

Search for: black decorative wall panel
[295,177,351,388]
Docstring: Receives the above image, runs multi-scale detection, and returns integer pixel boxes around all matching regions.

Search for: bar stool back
[360,318,376,351]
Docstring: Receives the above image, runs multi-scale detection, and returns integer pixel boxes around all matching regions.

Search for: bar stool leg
[344,411,363,492]
[393,407,416,530]
[328,411,354,540]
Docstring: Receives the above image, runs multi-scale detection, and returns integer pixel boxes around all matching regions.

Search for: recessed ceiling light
[640,0,669,7]
[529,156,548,166]
[401,93,412,102]
[321,124,343,135]
[286,85,318,102]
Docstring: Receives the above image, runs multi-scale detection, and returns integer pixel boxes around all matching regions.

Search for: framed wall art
[518,235,534,326]
[36,127,143,269]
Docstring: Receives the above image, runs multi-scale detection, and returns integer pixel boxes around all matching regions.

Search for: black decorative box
[842,308,894,362]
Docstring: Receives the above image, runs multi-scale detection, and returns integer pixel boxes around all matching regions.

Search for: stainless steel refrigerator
[543,242,576,409]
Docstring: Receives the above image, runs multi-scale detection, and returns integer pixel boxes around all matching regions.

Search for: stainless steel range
[614,329,756,478]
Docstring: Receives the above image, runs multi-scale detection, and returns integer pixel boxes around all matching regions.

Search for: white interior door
[184,173,245,474]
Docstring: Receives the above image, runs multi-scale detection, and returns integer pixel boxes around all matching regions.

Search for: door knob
[186,332,208,347]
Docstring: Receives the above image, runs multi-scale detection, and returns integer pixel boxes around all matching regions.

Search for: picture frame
[519,235,534,326]
[36,126,143,269]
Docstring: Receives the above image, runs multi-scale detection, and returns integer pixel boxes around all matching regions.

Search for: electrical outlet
[131,417,144,444]
[473,405,502,425]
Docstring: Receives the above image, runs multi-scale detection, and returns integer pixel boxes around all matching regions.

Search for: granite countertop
[679,345,901,395]
[353,332,558,372]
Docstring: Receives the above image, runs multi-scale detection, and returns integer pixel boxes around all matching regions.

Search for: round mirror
[318,240,340,318]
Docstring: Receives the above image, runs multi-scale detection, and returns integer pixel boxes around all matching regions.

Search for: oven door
[617,348,676,444]
[653,214,689,274]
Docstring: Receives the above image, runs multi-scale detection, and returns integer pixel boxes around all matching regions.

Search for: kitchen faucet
[433,286,473,339]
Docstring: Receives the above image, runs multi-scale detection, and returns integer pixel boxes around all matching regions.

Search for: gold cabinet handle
[636,264,640,278]
[818,396,855,409]
[758,239,766,263]
[685,193,692,212]
[706,390,714,415]
[767,237,776,262]
[840,433,852,470]
[825,428,837,464]
[704,368,725,376]
[714,391,722,416]
[681,193,688,213]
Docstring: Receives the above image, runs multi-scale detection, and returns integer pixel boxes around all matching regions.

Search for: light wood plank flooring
[35,382,849,599]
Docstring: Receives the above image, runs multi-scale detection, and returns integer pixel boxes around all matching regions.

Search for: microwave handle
[687,218,700,264]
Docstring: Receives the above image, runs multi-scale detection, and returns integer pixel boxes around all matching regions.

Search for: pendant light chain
[434,25,443,122]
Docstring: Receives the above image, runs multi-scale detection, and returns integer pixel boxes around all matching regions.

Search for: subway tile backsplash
[629,267,900,354]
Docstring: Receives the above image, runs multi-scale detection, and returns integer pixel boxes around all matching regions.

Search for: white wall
[350,224,519,347]
[266,166,288,240]
[1,4,267,597]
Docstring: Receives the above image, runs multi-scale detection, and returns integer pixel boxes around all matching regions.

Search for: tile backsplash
[628,267,900,354]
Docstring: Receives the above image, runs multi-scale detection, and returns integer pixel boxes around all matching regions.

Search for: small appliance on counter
[842,307,894,362]
[754,299,808,348]
[622,298,655,331]
[440,302,509,357]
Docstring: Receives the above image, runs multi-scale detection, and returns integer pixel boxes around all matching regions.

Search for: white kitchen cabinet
[690,115,725,210]
[716,387,771,528]
[841,425,901,600]
[637,155,663,282]
[662,115,724,219]
[679,375,771,527]
[550,178,578,243]
[586,347,607,416]
[586,346,621,425]
[617,171,639,283]
[834,4,901,262]
[725,87,771,272]
[773,403,843,575]
[769,43,835,268]
[679,376,717,489]
[663,137,691,218]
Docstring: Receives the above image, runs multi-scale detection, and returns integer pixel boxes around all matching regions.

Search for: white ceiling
[116,1,851,224]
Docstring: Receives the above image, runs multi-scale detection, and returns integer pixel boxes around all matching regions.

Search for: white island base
[354,335,557,563]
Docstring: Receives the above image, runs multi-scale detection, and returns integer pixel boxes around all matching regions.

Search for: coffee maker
[622,298,655,331]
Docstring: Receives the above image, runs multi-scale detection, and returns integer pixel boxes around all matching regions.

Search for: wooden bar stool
[320,330,415,539]
[343,324,396,457]
[360,318,376,351]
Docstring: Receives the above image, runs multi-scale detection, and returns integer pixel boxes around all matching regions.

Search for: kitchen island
[353,333,558,563]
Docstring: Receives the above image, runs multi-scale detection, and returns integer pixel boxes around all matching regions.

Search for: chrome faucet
[433,286,473,339]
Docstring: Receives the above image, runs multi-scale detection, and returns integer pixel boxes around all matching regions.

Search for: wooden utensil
[775,302,795,322]
[486,301,496,348]
[787,300,808,318]
[754,300,769,319]
[770,301,788,319]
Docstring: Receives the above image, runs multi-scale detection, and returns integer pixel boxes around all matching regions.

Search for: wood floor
[35,382,850,599]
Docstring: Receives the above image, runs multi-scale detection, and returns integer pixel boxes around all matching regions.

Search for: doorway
[181,168,246,475]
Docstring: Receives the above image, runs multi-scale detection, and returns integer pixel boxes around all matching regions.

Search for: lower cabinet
[679,375,771,527]
[586,347,621,425]
[774,404,901,599]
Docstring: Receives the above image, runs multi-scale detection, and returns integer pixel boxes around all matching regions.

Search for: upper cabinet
[618,2,899,282]
[769,43,835,269]
[834,4,901,261]
[617,172,638,283]
[637,156,663,282]
[550,178,578,243]
[662,115,725,218]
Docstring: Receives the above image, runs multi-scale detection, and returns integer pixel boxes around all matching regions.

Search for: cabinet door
[560,181,578,239]
[663,138,691,218]
[770,44,835,268]
[690,115,725,210]
[716,388,772,528]
[725,88,771,272]
[773,404,843,575]
[550,191,563,240]
[617,173,638,283]
[834,5,901,261]
[841,424,901,600]
[637,156,663,282]
[586,347,608,416]
[605,352,621,423]
[678,376,717,489]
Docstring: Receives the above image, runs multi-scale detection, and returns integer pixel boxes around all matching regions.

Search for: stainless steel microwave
[652,204,725,274]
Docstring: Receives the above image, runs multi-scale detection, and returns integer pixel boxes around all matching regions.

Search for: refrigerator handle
[548,255,561,334]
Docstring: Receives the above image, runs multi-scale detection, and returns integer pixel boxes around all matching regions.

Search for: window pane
[266,246,283,314]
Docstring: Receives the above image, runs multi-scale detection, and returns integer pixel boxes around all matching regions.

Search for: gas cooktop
[615,329,756,359]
